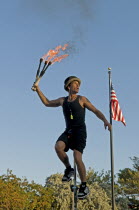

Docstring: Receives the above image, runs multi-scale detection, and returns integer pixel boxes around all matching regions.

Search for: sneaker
[78,185,89,199]
[62,167,74,182]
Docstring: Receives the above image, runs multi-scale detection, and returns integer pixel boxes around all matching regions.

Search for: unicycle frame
[73,161,78,210]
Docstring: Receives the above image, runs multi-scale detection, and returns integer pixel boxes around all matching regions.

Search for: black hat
[64,76,81,91]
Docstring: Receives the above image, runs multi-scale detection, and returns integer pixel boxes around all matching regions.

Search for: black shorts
[57,125,87,153]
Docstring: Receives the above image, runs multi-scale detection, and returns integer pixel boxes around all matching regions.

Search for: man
[33,76,111,199]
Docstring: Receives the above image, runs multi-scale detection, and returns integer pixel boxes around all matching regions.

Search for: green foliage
[118,168,139,194]
[115,196,129,210]
[0,169,28,209]
[1,157,139,209]
[86,168,114,199]
[0,169,53,209]
[130,156,139,171]
[45,173,72,209]
[78,182,112,210]
[45,172,113,210]
[117,156,139,207]
[85,168,118,210]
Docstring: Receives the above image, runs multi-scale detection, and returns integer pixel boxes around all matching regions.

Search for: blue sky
[0,0,139,185]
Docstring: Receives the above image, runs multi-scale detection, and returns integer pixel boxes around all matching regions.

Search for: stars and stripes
[110,84,126,126]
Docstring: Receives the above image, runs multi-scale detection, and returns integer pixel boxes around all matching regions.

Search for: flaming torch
[32,44,69,91]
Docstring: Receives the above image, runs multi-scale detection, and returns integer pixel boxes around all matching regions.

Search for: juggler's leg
[73,149,86,182]
[55,141,70,168]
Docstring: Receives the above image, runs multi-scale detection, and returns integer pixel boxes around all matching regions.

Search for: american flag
[110,83,126,126]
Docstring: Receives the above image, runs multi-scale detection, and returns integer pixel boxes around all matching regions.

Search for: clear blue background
[0,0,138,185]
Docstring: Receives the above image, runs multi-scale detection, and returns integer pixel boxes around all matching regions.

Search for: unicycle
[70,161,78,210]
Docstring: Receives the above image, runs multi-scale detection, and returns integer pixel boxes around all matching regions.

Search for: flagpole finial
[108,67,111,71]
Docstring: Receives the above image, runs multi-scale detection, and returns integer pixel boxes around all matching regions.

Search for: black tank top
[62,95,86,128]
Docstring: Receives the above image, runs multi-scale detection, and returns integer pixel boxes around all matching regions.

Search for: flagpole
[108,67,115,210]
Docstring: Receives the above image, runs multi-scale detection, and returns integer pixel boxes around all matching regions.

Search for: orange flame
[55,45,62,51]
[51,54,69,64]
[61,43,68,50]
[41,44,68,63]
[41,49,59,61]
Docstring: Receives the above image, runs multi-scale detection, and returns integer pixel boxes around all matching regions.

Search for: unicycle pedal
[70,184,79,192]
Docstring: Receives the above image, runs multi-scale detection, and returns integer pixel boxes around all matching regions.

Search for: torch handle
[31,78,41,91]
[39,61,51,77]
[36,58,43,78]
[31,61,51,91]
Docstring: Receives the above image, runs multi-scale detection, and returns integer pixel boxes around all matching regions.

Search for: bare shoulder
[79,96,90,108]
[59,97,65,106]
[79,96,90,103]
[79,95,97,112]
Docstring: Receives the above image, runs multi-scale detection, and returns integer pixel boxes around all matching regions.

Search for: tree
[0,169,28,209]
[117,157,139,208]
[0,169,53,209]
[130,156,139,171]
[86,168,112,198]
[118,168,139,194]
[45,173,72,209]
[45,171,114,210]
[85,168,118,210]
